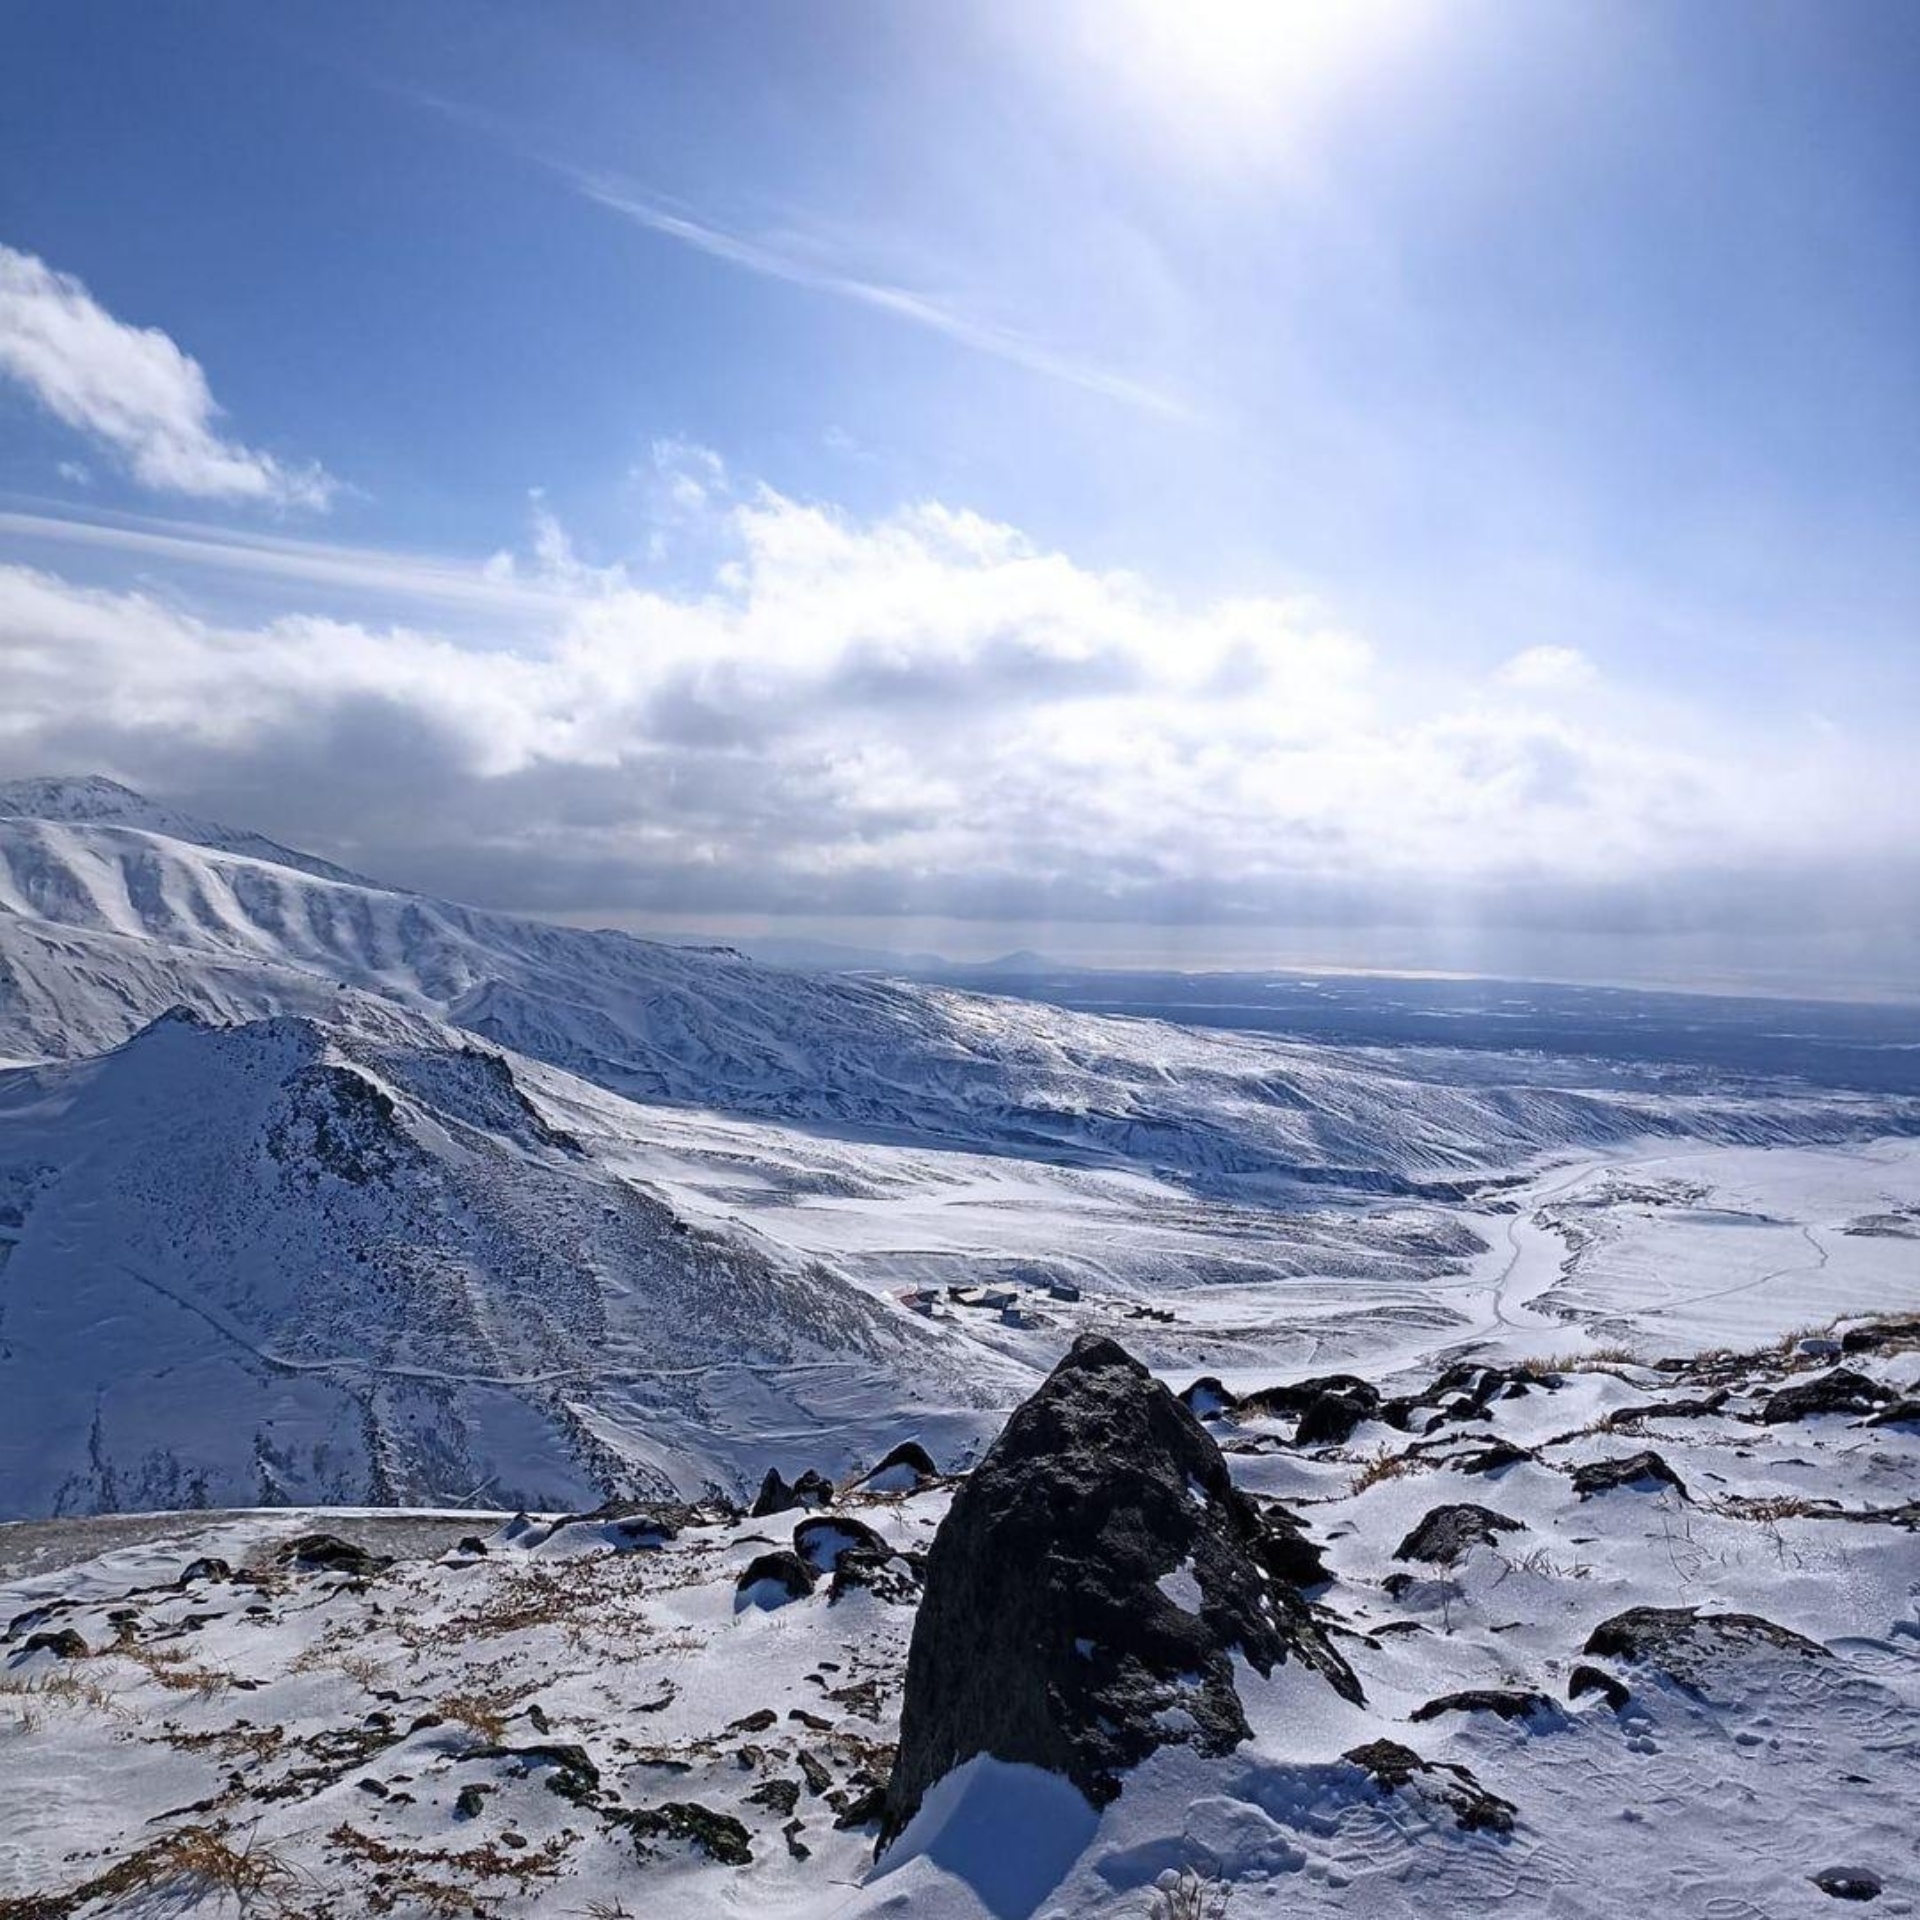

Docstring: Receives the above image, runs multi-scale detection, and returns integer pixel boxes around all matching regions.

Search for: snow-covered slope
[3,1323,1915,1918]
[0,774,368,886]
[0,1004,1014,1518]
[3,780,1913,1197]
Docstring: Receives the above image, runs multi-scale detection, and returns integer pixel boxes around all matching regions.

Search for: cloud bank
[0,245,334,509]
[0,464,1909,981]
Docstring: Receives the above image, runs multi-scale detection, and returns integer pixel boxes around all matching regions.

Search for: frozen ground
[2,1323,1915,1919]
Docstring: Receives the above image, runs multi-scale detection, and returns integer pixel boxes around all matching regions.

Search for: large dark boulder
[1570,1450,1688,1500]
[793,1514,889,1573]
[272,1533,390,1578]
[856,1441,940,1492]
[750,1468,835,1518]
[1342,1738,1515,1834]
[1179,1376,1238,1417]
[882,1335,1359,1842]
[1762,1369,1893,1424]
[1237,1374,1380,1421]
[1582,1606,1827,1690]
[1295,1390,1373,1447]
[735,1550,816,1609]
[1392,1503,1523,1565]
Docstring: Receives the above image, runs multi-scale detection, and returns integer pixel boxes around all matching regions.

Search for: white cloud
[1496,643,1599,694]
[0,481,1906,946]
[0,245,334,509]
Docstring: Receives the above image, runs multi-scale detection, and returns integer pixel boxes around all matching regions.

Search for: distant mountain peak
[0,771,371,887]
[0,771,156,820]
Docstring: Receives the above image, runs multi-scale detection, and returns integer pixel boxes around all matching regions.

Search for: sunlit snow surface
[1,781,1919,1914]
[2,1334,1916,1918]
[2,784,1917,1516]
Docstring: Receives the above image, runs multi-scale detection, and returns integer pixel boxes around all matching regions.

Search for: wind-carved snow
[0,1005,1021,1518]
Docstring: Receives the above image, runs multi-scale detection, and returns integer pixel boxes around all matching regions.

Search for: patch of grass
[1348,1445,1418,1495]
[434,1684,528,1744]
[1145,1866,1234,1919]
[0,1666,125,1716]
[163,1720,289,1764]
[127,1643,235,1700]
[0,1822,312,1920]
[1713,1493,1836,1523]
[1520,1346,1636,1375]
[326,1822,571,1916]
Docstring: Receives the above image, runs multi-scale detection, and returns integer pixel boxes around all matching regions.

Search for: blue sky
[1,2,1915,991]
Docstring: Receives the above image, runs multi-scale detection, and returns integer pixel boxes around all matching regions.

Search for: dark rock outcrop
[1567,1664,1631,1710]
[19,1628,89,1659]
[1762,1369,1893,1424]
[1582,1606,1827,1689]
[1570,1450,1688,1500]
[1605,1391,1728,1427]
[1453,1439,1535,1476]
[1295,1390,1373,1447]
[1251,1501,1334,1589]
[1392,1503,1523,1565]
[750,1468,835,1518]
[609,1801,753,1866]
[1342,1738,1515,1834]
[857,1441,939,1491]
[1179,1376,1238,1417]
[1237,1374,1379,1421]
[1409,1687,1555,1724]
[829,1547,927,1606]
[882,1335,1359,1841]
[1381,1362,1560,1435]
[272,1533,390,1578]
[793,1515,889,1573]
[735,1550,817,1608]
[1841,1318,1920,1353]
[1812,1867,1884,1901]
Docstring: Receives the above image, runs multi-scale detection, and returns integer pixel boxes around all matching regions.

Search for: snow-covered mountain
[1,775,1916,1523]
[0,1000,1013,1517]
[3,776,1912,1198]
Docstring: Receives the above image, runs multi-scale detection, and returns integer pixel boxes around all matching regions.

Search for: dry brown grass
[1520,1346,1636,1375]
[126,1643,235,1700]
[326,1821,571,1916]
[0,1666,125,1717]
[1713,1492,1836,1523]
[434,1684,529,1744]
[0,1822,313,1920]
[1348,1445,1419,1495]
[163,1720,289,1764]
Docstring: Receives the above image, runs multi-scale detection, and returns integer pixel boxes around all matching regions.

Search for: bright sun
[1092,0,1426,143]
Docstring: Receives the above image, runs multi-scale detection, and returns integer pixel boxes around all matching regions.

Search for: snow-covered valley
[0,776,1916,1918]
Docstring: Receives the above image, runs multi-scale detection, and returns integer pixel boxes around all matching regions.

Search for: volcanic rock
[1392,1503,1524,1565]
[882,1335,1359,1841]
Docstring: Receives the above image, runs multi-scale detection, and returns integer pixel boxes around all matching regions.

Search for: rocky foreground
[2,1321,1917,1919]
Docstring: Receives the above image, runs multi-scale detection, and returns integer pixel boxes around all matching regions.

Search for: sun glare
[1089,0,1427,151]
